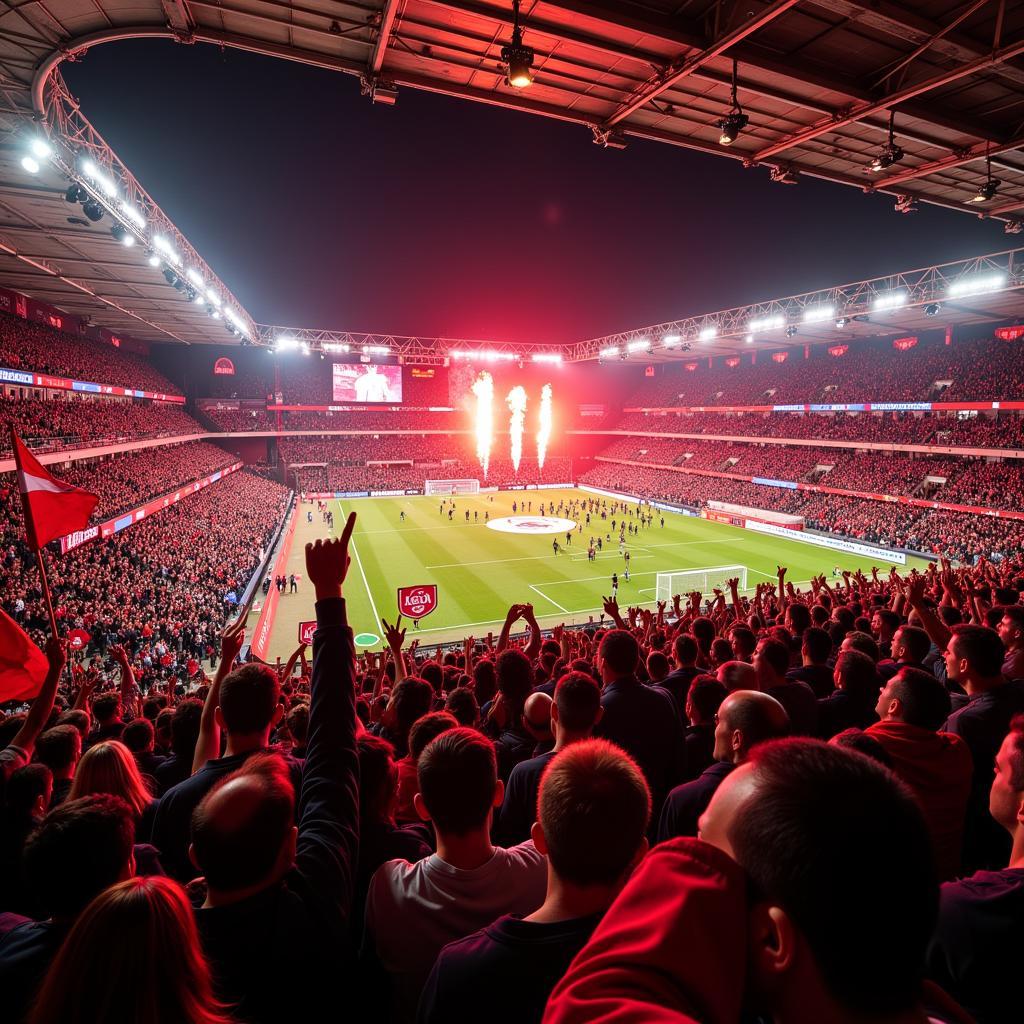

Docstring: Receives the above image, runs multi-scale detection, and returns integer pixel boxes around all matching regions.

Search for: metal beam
[603,0,800,128]
[370,0,402,73]
[753,35,1024,162]
[874,134,1024,189]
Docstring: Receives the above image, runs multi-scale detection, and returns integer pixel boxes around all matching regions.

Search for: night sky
[64,40,1005,344]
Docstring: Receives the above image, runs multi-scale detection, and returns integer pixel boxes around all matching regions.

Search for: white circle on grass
[486,516,577,535]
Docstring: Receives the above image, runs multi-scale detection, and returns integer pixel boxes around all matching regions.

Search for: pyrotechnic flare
[536,383,552,470]
[507,386,527,473]
[471,372,494,478]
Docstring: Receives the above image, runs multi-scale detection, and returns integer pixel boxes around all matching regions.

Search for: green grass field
[265,487,929,658]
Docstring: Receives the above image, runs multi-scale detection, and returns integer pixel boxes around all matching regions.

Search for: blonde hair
[69,740,153,819]
[29,876,234,1024]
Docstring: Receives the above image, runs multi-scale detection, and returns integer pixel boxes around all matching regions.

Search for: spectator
[682,675,727,781]
[189,529,360,1024]
[787,626,834,698]
[0,765,52,916]
[867,667,972,881]
[593,628,686,819]
[69,740,159,842]
[755,637,818,736]
[33,724,80,808]
[420,740,650,1024]
[658,689,788,843]
[660,633,701,716]
[997,605,1024,680]
[364,727,547,1021]
[816,648,880,738]
[927,714,1024,1023]
[496,671,602,847]
[121,717,166,783]
[493,649,539,783]
[27,876,232,1024]
[0,795,135,1023]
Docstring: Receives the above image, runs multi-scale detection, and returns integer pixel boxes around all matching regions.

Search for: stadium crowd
[203,407,462,432]
[1,506,1023,1024]
[0,397,202,456]
[0,315,181,395]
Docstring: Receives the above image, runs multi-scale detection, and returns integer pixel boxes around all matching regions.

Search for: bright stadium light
[626,338,651,353]
[501,0,534,89]
[29,138,52,160]
[803,304,835,324]
[81,159,117,197]
[147,253,160,267]
[947,273,1005,298]
[205,290,221,308]
[698,326,717,341]
[323,342,350,353]
[745,334,753,343]
[749,314,785,332]
[276,335,299,352]
[225,308,249,336]
[20,156,40,174]
[193,292,206,305]
[119,202,146,229]
[186,268,205,288]
[662,334,681,347]
[153,235,182,267]
[873,290,907,311]
[600,346,620,359]
[363,345,390,355]
[531,352,562,363]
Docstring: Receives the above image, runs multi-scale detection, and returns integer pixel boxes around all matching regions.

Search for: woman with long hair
[69,740,156,834]
[29,876,234,1024]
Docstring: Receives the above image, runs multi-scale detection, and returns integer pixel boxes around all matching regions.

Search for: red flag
[10,431,98,550]
[0,607,48,701]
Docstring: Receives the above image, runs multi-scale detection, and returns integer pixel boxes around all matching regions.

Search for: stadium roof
[0,1,1023,345]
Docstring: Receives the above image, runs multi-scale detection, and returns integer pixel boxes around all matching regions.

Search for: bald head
[717,660,756,692]
[523,691,553,741]
[712,690,790,764]
[191,754,295,893]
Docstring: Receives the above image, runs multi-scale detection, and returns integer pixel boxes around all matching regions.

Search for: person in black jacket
[188,520,360,1024]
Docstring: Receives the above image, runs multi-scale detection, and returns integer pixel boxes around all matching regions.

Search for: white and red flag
[10,430,98,550]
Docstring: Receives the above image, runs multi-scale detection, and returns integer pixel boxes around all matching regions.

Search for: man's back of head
[554,671,602,736]
[92,692,122,726]
[35,724,81,778]
[190,753,296,894]
[537,739,650,888]
[673,634,699,669]
[24,795,135,920]
[497,649,534,713]
[754,639,790,688]
[801,627,832,666]
[219,664,281,739]
[715,690,789,763]
[717,660,756,692]
[598,630,640,683]
[699,739,936,1018]
[416,727,498,837]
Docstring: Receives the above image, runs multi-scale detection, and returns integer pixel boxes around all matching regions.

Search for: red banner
[893,336,918,351]
[995,325,1024,341]
[213,357,236,375]
[250,510,298,662]
[771,351,788,363]
[828,344,848,357]
[725,357,740,368]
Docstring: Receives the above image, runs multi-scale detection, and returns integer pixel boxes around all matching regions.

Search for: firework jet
[471,372,494,478]
[506,386,527,473]
[537,383,552,470]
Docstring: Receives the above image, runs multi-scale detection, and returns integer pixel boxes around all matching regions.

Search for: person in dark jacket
[190,524,361,1024]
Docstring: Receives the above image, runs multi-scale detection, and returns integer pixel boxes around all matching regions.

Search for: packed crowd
[0,470,290,683]
[2,510,1023,1023]
[623,335,1024,408]
[0,315,181,395]
[0,396,202,456]
[614,410,1024,450]
[52,442,237,519]
[578,462,1024,563]
[279,435,469,466]
[203,407,462,432]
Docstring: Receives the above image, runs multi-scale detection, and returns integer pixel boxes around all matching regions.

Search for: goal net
[425,478,481,496]
[656,565,749,606]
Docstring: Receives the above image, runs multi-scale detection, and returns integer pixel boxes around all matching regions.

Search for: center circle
[486,515,578,535]
[354,632,381,647]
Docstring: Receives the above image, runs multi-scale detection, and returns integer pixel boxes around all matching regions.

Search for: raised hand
[602,595,619,619]
[220,624,246,668]
[45,636,68,676]
[382,615,406,651]
[305,512,356,601]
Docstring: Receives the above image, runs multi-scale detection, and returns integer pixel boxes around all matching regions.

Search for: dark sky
[64,40,1005,344]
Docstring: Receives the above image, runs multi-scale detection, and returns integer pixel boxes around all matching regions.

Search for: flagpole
[34,548,60,639]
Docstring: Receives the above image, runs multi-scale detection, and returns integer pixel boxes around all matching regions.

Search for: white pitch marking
[338,501,382,628]
[530,584,569,613]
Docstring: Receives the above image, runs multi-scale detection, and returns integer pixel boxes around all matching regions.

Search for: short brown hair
[219,664,280,735]
[538,740,650,886]
[417,727,496,836]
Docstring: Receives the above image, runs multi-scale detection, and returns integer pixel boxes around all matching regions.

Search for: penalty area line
[529,584,569,613]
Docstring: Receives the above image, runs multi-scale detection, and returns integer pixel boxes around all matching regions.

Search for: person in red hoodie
[866,667,973,881]
[544,739,971,1024]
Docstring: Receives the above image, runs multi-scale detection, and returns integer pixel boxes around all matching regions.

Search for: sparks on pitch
[471,372,494,478]
[506,385,527,473]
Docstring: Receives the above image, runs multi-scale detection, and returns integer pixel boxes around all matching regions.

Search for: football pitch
[264,487,929,657]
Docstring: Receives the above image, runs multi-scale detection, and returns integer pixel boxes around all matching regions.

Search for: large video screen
[332,362,403,403]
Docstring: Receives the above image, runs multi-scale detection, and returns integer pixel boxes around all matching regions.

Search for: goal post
[656,565,749,605]
[425,478,480,496]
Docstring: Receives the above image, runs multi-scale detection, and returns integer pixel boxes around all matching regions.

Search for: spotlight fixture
[110,223,134,247]
[501,0,534,89]
[968,176,999,204]
[924,303,941,317]
[785,326,798,338]
[717,61,748,146]
[869,112,904,172]
[834,317,848,329]
[20,155,40,174]
[162,267,178,286]
[65,184,86,203]
[148,253,160,267]
[81,199,104,222]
